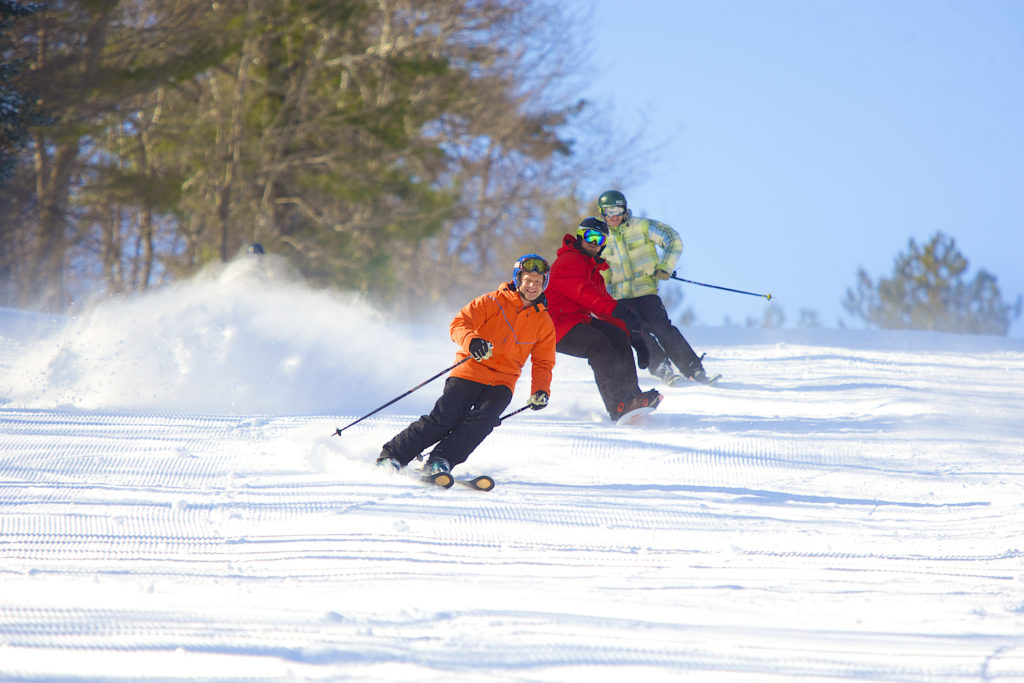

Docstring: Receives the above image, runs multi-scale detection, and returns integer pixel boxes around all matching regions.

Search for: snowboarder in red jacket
[545,217,662,422]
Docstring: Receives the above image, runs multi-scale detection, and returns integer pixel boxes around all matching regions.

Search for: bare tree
[390,1,651,312]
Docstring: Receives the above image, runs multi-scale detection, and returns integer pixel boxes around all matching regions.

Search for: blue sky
[577,0,1024,335]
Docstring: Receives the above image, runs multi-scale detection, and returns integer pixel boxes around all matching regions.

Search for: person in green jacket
[596,189,715,385]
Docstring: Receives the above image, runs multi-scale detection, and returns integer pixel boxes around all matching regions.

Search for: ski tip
[424,472,454,488]
[464,475,495,491]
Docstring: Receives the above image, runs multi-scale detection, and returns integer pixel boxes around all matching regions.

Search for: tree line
[1,0,641,315]
[844,232,1021,336]
[733,232,1020,335]
[3,2,1018,336]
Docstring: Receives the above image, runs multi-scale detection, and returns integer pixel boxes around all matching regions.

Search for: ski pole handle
[332,357,472,436]
[670,272,772,300]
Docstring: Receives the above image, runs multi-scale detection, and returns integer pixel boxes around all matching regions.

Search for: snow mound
[0,258,452,414]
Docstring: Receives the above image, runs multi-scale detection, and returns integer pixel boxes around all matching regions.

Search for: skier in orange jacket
[377,254,556,477]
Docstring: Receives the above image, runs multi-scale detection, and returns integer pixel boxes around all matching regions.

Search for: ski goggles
[601,206,626,217]
[581,228,607,247]
[515,256,550,274]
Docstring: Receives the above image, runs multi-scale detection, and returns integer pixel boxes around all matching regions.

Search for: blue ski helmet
[512,253,551,290]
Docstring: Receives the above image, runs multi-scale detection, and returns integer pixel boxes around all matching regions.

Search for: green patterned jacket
[601,214,683,299]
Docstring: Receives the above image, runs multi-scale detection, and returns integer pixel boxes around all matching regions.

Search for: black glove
[527,390,549,410]
[612,301,643,336]
[468,338,493,361]
[630,337,650,370]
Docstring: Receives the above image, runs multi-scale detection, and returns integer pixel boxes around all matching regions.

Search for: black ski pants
[556,319,640,419]
[381,377,512,469]
[619,295,702,377]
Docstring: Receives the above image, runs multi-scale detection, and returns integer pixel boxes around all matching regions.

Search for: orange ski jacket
[449,282,557,396]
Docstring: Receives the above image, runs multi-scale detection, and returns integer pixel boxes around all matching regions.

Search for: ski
[422,471,454,488]
[379,457,490,490]
[420,472,495,490]
[664,373,721,387]
[457,475,495,491]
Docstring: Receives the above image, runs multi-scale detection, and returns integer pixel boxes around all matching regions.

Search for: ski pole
[670,272,772,300]
[332,357,472,436]
[497,405,531,424]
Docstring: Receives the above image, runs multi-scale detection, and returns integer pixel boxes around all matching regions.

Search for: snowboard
[616,405,656,425]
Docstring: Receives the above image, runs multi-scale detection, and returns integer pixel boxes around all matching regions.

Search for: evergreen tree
[0,0,43,184]
[1,0,238,308]
[1,0,641,312]
[843,232,1022,335]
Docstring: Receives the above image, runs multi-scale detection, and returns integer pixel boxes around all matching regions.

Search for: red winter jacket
[545,234,626,341]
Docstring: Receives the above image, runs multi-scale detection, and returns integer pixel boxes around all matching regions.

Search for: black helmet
[576,216,609,248]
[597,190,627,216]
[512,253,551,289]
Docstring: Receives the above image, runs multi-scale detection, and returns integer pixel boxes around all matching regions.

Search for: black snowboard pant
[556,319,640,419]
[381,377,512,469]
[618,295,702,378]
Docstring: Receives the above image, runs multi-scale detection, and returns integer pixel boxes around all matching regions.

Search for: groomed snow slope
[1,259,1022,682]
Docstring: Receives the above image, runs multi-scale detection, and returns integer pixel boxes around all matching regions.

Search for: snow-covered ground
[2,259,1023,682]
